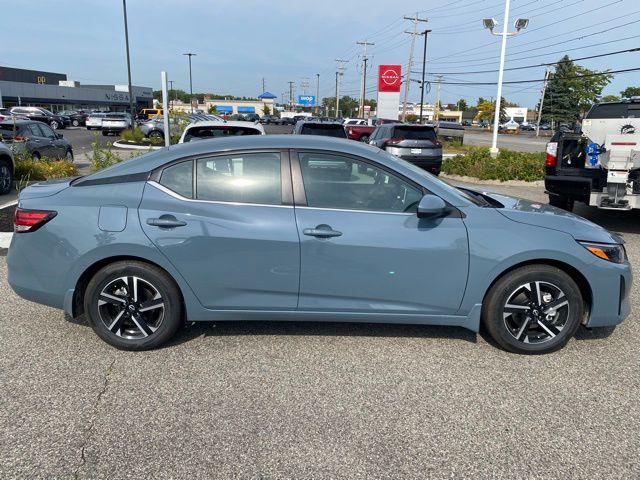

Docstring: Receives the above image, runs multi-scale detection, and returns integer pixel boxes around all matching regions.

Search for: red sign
[378,65,402,92]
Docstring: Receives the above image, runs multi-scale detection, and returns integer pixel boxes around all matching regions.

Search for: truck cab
[545,98,640,211]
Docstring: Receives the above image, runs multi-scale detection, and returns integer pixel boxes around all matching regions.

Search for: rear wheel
[548,193,574,211]
[149,130,164,140]
[84,261,183,350]
[32,152,41,161]
[72,119,80,127]
[0,158,13,195]
[360,135,370,143]
[482,265,583,354]
[65,149,74,161]
[50,120,59,130]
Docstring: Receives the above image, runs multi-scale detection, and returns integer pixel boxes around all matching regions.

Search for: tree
[207,105,219,115]
[474,98,507,124]
[601,95,620,103]
[262,103,271,116]
[620,86,640,98]
[456,99,469,111]
[541,55,612,123]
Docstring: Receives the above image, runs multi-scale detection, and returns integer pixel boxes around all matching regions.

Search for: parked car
[178,121,265,143]
[0,140,15,195]
[85,113,106,130]
[293,121,347,138]
[58,110,88,127]
[436,121,465,142]
[369,124,442,175]
[101,113,132,136]
[140,116,190,140]
[0,120,73,160]
[136,108,163,122]
[260,115,276,125]
[9,106,66,130]
[7,135,631,354]
[243,113,260,122]
[274,117,295,126]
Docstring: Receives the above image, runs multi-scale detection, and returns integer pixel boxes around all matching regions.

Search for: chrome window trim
[295,206,415,216]
[148,181,294,209]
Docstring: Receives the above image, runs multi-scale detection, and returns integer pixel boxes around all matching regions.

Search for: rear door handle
[303,225,342,238]
[147,215,187,228]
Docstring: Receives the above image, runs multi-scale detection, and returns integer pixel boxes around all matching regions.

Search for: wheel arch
[71,255,186,319]
[482,259,592,317]
[0,153,14,173]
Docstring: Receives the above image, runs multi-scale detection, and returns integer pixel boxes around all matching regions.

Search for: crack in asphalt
[73,357,116,480]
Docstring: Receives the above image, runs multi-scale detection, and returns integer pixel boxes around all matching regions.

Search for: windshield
[394,126,437,140]
[183,126,261,142]
[300,125,346,138]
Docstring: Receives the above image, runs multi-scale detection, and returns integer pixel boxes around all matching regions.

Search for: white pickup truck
[544,98,640,211]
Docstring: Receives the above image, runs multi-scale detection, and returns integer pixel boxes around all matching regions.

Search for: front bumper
[584,259,632,328]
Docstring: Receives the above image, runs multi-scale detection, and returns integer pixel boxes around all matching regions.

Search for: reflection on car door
[36,123,65,158]
[139,151,301,310]
[26,123,55,158]
[292,151,469,315]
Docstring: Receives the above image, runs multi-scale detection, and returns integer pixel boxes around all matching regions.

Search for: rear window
[0,124,23,139]
[300,124,347,138]
[393,126,437,140]
[183,126,261,142]
[586,103,629,119]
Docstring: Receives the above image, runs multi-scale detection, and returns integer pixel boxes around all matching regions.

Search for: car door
[139,150,300,310]
[35,123,65,158]
[292,150,469,315]
[25,123,55,157]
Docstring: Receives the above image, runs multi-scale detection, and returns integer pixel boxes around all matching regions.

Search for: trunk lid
[18,177,77,200]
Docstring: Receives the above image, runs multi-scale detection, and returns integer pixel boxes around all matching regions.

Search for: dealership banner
[377,64,401,120]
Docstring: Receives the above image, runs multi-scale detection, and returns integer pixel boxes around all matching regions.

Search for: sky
[2,0,639,109]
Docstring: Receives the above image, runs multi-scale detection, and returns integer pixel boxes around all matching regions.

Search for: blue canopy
[258,91,277,99]
[216,105,233,113]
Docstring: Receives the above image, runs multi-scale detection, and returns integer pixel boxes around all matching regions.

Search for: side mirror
[417,194,448,218]
[56,133,63,139]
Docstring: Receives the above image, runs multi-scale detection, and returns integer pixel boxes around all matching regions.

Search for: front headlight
[578,241,627,263]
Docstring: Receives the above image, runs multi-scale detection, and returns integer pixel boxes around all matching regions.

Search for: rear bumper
[545,175,592,201]
[402,157,443,174]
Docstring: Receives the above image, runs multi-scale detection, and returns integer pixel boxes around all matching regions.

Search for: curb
[112,140,162,151]
[0,232,12,249]
[440,173,544,187]
[0,199,18,210]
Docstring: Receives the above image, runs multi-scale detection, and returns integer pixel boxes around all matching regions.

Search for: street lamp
[483,0,528,157]
[183,52,196,113]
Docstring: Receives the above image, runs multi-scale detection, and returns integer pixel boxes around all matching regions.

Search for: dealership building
[0,66,153,112]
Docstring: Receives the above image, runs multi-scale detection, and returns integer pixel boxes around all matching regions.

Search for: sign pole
[161,71,170,147]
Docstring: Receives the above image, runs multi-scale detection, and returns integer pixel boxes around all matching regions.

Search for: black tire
[72,119,80,127]
[360,135,370,143]
[102,130,109,136]
[0,158,13,195]
[548,194,574,211]
[482,265,583,354]
[32,151,41,161]
[149,130,164,140]
[84,261,183,350]
[65,149,74,161]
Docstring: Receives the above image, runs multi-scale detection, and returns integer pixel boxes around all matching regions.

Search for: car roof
[83,135,379,181]
[186,120,261,128]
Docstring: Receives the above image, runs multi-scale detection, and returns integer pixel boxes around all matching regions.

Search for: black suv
[0,120,73,160]
[58,110,88,127]
[369,124,442,175]
[9,107,66,130]
[293,121,347,138]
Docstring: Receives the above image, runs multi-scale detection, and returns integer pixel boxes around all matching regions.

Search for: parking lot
[1,174,639,478]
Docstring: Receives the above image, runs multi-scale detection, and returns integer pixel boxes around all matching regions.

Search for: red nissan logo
[381,69,399,86]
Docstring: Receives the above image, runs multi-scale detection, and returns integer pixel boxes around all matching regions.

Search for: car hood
[477,190,622,244]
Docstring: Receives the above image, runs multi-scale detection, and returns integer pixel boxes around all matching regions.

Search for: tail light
[14,134,26,142]
[348,128,354,135]
[545,141,558,167]
[385,138,403,146]
[14,208,57,233]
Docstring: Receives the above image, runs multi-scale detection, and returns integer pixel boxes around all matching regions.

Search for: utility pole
[356,40,374,118]
[316,73,320,115]
[262,77,266,93]
[301,77,310,95]
[334,59,348,117]
[168,80,175,109]
[183,52,196,113]
[418,30,431,124]
[288,81,295,111]
[402,14,429,122]
[536,67,551,137]
[122,0,135,115]
[434,75,443,122]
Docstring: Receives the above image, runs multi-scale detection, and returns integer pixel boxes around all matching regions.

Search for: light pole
[483,2,529,156]
[183,53,196,113]
[316,73,320,115]
[418,30,431,124]
[122,0,135,115]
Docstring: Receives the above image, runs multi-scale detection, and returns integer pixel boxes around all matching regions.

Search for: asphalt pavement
[1,180,639,479]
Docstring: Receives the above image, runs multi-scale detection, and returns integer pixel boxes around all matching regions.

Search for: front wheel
[482,265,583,354]
[84,261,183,350]
[0,158,13,195]
[50,120,59,130]
[148,130,164,140]
[548,194,574,211]
[72,119,80,127]
[360,135,370,143]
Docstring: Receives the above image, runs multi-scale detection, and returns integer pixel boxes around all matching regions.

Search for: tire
[360,135,370,143]
[32,151,41,161]
[482,265,583,354]
[548,194,574,211]
[84,261,183,350]
[72,119,80,127]
[0,158,13,195]
[50,120,59,130]
[65,149,74,161]
[149,130,164,140]
[102,130,109,136]
[87,127,93,131]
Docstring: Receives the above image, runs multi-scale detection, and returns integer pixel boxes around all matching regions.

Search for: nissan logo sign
[381,69,400,86]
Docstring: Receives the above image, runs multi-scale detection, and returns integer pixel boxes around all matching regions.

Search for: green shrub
[442,146,545,182]
[90,135,123,171]
[121,127,144,143]
[14,157,78,182]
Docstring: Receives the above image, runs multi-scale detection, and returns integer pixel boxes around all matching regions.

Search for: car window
[299,153,423,213]
[299,124,347,138]
[37,123,56,139]
[196,152,281,205]
[160,161,193,198]
[586,103,628,119]
[26,124,43,137]
[393,126,437,140]
[183,126,261,142]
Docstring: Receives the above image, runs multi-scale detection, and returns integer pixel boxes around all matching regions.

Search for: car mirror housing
[417,194,448,218]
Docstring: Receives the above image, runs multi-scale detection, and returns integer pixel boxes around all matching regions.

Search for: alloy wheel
[66,150,73,160]
[0,164,11,192]
[50,121,59,130]
[72,119,79,127]
[502,281,569,345]
[98,276,165,339]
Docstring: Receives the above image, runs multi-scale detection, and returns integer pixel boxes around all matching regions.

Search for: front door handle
[303,224,342,238]
[147,215,187,228]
